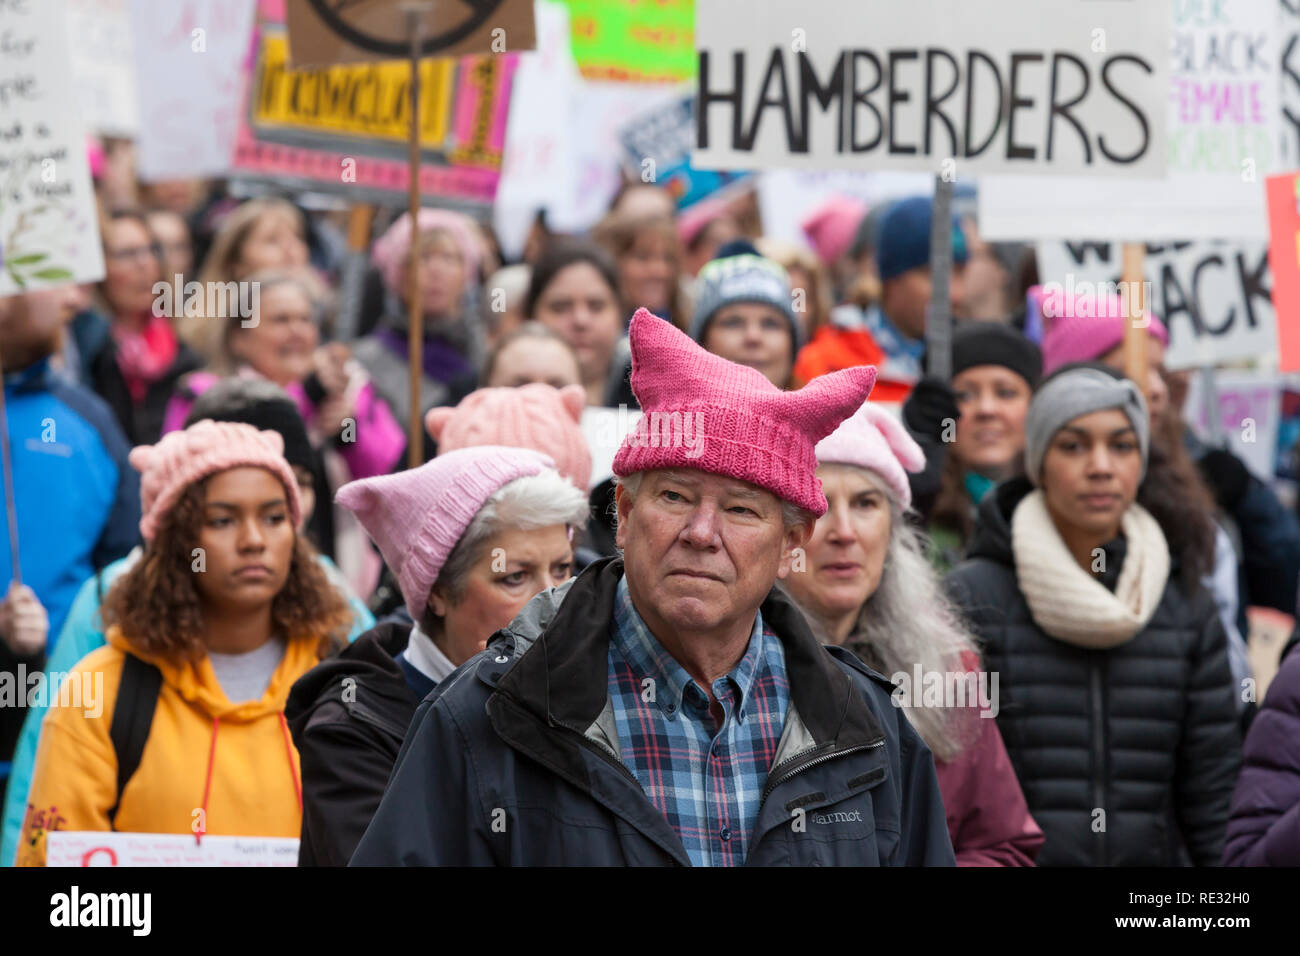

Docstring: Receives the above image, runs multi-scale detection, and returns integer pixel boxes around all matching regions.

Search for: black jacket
[944,478,1242,866]
[285,623,420,867]
[84,325,203,446]
[351,558,955,866]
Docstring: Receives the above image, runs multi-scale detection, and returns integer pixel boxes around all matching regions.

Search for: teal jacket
[0,550,373,866]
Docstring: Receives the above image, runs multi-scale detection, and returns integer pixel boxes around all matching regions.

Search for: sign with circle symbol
[286,0,535,67]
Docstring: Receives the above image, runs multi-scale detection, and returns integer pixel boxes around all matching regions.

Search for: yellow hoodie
[16,627,322,866]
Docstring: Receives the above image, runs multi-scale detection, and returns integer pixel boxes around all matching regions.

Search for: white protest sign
[1281,0,1300,166]
[46,831,300,867]
[981,0,1281,239]
[65,0,140,137]
[0,0,106,295]
[494,0,579,261]
[693,0,1169,177]
[1035,240,1275,369]
[128,0,257,182]
[1184,370,1281,483]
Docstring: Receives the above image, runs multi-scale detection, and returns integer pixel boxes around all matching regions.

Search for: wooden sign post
[404,3,430,469]
[1121,242,1148,389]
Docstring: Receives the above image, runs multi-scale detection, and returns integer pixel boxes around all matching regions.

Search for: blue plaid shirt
[607,577,790,866]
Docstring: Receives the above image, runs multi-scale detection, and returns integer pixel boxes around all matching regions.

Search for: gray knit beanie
[689,254,800,348]
[1024,367,1149,485]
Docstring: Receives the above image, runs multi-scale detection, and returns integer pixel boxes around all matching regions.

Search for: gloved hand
[903,376,961,445]
[0,582,48,658]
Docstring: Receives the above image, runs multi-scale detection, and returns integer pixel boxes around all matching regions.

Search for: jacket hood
[284,621,412,726]
[106,626,322,723]
[965,476,1034,566]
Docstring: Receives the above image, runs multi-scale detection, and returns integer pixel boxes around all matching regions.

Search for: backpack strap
[106,654,162,829]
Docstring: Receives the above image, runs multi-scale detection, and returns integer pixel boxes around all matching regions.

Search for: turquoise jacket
[0,550,372,866]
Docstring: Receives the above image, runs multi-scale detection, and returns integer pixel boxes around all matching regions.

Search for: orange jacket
[793,325,914,403]
[16,627,320,866]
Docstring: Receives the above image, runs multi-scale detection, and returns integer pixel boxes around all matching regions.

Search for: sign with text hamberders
[692,0,1169,176]
[285,0,535,67]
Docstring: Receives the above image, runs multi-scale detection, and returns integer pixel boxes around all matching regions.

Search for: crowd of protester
[2,152,1300,867]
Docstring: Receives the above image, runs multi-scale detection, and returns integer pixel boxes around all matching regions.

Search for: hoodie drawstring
[198,717,220,846]
[279,712,303,814]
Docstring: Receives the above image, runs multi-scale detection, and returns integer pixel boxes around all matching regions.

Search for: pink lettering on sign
[1170,78,1266,125]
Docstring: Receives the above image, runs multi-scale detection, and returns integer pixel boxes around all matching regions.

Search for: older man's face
[616,469,811,636]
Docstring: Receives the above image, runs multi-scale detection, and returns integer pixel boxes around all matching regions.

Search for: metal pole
[926,175,954,382]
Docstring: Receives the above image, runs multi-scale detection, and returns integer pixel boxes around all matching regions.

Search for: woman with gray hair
[286,446,590,865]
[783,402,1043,865]
[944,364,1242,866]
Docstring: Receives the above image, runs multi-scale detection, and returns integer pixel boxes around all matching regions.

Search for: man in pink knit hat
[354,309,955,867]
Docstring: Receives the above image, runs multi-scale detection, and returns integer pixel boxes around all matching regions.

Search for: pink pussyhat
[335,445,554,622]
[815,403,926,509]
[801,196,868,265]
[612,308,877,516]
[129,420,302,542]
[1038,286,1169,377]
[425,383,592,491]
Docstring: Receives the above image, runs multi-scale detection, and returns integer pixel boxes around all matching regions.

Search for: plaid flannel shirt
[607,576,790,866]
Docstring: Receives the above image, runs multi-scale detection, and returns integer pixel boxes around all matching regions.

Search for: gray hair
[615,470,816,533]
[800,468,982,762]
[434,468,589,605]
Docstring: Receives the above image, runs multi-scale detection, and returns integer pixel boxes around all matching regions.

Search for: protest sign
[0,0,106,295]
[981,0,1281,239]
[620,94,750,210]
[129,0,257,181]
[229,24,517,213]
[284,0,535,66]
[494,0,579,259]
[1184,369,1282,484]
[1281,0,1300,166]
[1035,240,1275,370]
[559,0,694,83]
[692,0,1168,177]
[65,0,139,137]
[1266,171,1300,371]
[47,831,300,867]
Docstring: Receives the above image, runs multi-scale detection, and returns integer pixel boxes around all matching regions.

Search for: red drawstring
[198,717,219,846]
[279,712,303,813]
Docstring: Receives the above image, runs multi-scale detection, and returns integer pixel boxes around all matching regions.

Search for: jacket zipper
[1090,656,1107,867]
[554,718,643,787]
[761,738,885,802]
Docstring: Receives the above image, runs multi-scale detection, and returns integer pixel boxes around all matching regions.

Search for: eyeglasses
[105,244,162,264]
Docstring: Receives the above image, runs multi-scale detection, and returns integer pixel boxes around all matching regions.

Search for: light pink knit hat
[815,403,926,509]
[801,196,868,265]
[335,445,554,622]
[129,420,302,542]
[612,309,877,517]
[425,383,593,491]
[370,208,483,293]
[1038,287,1169,377]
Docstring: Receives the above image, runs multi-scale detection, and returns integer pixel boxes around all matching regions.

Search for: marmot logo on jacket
[813,810,863,825]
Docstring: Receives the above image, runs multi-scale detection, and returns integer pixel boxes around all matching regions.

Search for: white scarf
[1010,490,1170,648]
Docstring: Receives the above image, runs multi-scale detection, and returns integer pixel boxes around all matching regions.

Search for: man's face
[881,263,966,340]
[615,469,811,637]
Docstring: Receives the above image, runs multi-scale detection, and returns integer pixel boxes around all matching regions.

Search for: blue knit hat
[689,253,801,349]
[875,196,968,281]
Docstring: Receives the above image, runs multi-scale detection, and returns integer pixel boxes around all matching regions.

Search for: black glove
[1197,448,1251,511]
[902,376,961,444]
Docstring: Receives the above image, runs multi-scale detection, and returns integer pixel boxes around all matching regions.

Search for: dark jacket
[1224,633,1300,865]
[351,558,955,866]
[285,623,420,867]
[944,478,1242,866]
[82,317,204,446]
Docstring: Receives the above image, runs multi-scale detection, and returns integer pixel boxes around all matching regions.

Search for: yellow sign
[252,32,455,146]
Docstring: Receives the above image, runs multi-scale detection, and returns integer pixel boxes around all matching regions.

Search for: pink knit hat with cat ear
[425,383,592,491]
[815,402,926,509]
[336,445,554,622]
[612,308,877,516]
[129,420,302,542]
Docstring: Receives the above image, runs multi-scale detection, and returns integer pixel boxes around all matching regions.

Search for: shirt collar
[612,575,767,721]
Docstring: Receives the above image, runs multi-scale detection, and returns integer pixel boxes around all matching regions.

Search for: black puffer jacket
[944,478,1242,867]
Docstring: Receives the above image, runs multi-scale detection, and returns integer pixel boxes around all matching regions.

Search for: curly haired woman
[16,420,351,866]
